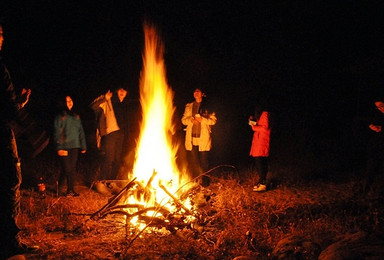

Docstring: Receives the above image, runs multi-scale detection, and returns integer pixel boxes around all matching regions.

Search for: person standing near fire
[249,103,271,192]
[90,86,130,180]
[361,97,384,198]
[0,22,35,258]
[53,95,87,197]
[181,88,217,186]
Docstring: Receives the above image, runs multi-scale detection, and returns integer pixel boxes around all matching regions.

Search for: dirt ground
[15,177,384,260]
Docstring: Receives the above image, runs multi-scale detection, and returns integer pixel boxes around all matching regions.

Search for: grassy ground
[15,156,384,259]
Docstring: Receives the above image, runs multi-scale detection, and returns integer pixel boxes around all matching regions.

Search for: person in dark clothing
[363,98,384,197]
[90,86,130,180]
[53,95,87,197]
[111,87,131,171]
[0,23,34,258]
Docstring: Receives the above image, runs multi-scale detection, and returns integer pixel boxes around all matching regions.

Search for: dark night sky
[2,1,384,166]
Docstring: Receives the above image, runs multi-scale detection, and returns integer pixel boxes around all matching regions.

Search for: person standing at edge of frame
[0,21,40,258]
[360,97,384,198]
[249,102,271,192]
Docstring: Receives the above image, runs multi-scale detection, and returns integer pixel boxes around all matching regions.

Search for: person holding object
[54,95,87,197]
[249,104,271,192]
[181,88,217,186]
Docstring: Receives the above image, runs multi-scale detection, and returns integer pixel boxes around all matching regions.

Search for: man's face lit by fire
[66,96,73,111]
[117,88,128,101]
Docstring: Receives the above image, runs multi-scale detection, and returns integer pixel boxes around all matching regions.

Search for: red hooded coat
[250,111,271,157]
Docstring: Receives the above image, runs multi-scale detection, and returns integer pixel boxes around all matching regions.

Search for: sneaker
[66,191,80,197]
[253,184,267,192]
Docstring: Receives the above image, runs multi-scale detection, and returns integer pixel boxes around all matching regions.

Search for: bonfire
[91,23,196,236]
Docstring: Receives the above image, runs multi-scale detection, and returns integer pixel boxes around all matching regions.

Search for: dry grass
[15,162,384,259]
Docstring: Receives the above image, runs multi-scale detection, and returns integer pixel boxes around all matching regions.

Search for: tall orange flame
[131,23,189,206]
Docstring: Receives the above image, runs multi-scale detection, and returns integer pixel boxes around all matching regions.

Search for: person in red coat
[249,106,271,192]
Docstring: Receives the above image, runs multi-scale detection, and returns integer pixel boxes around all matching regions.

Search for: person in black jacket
[0,23,34,258]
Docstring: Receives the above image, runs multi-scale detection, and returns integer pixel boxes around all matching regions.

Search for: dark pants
[58,148,79,193]
[253,156,268,185]
[364,148,384,195]
[100,130,124,180]
[188,146,210,186]
[0,127,22,256]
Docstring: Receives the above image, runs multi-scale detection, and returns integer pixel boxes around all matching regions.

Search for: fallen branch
[90,177,137,220]
[159,182,194,216]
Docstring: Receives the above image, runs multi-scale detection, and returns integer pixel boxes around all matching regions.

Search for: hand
[105,90,113,100]
[369,124,382,132]
[191,116,202,124]
[195,114,202,123]
[20,88,31,108]
[57,150,68,156]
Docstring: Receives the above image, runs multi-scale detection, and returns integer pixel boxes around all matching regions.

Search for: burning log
[145,170,157,189]
[95,205,171,221]
[134,171,158,202]
[90,177,197,235]
[158,182,194,216]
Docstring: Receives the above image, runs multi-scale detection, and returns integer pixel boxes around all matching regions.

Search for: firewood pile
[90,175,203,236]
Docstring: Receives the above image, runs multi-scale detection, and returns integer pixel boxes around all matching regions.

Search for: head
[116,87,128,101]
[66,96,74,111]
[375,100,384,114]
[253,98,269,120]
[0,24,4,51]
[57,94,76,115]
[193,88,205,102]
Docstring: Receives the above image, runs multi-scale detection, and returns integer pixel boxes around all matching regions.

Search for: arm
[53,115,66,155]
[78,118,87,153]
[17,88,31,109]
[181,103,193,126]
[369,124,382,133]
[0,63,30,116]
[251,112,269,132]
[90,91,113,114]
[90,95,107,112]
[202,112,217,126]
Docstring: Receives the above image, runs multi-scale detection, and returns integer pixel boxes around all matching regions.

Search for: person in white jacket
[181,88,217,186]
[90,87,129,180]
